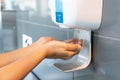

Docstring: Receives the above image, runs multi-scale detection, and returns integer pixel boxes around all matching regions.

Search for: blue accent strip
[55,0,63,23]
[56,0,63,12]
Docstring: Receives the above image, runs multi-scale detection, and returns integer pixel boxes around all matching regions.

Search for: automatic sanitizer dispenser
[49,0,103,72]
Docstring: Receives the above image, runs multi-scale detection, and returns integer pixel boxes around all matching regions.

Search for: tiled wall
[92,0,120,79]
[0,10,17,53]
[12,0,120,80]
[2,11,17,52]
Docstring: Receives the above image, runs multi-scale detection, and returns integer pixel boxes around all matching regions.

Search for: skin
[0,37,82,80]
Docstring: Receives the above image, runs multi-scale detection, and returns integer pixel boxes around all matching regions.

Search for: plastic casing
[49,0,103,30]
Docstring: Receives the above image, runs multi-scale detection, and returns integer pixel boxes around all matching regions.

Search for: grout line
[94,34,120,41]
[17,19,120,41]
[67,31,69,39]
[31,71,41,80]
[16,19,70,31]
[73,72,74,80]
[95,60,120,66]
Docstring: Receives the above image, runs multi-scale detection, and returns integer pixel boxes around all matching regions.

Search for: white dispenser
[49,0,103,72]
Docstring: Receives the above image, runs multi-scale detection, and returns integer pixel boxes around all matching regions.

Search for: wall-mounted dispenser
[49,0,103,72]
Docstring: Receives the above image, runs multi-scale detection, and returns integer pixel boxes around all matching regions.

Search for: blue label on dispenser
[55,0,63,23]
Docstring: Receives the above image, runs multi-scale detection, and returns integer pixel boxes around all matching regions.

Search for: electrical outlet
[22,34,32,48]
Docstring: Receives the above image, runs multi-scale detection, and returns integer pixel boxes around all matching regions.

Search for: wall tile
[28,0,58,27]
[17,21,68,48]
[14,0,59,27]
[24,72,39,80]
[73,65,95,80]
[23,22,68,41]
[33,59,73,80]
[67,30,74,39]
[94,0,120,39]
[2,11,16,29]
[16,21,24,48]
[93,35,120,64]
[16,11,24,20]
[94,62,120,80]
[92,35,120,80]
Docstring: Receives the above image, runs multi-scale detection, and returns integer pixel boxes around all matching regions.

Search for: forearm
[0,41,39,68]
[0,44,47,80]
[0,38,81,80]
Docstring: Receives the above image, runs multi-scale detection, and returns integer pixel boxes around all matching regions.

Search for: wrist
[41,45,50,58]
[33,41,51,59]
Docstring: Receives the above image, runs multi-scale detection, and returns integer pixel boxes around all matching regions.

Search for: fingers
[45,38,83,60]
[65,38,83,45]
[48,49,78,60]
[65,38,79,44]
[78,39,83,46]
[60,51,78,60]
[66,43,82,51]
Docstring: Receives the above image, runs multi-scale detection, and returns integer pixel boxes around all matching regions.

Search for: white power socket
[22,34,32,48]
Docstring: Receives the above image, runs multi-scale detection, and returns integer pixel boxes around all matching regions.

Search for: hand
[65,38,83,45]
[37,37,55,45]
[44,39,82,59]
